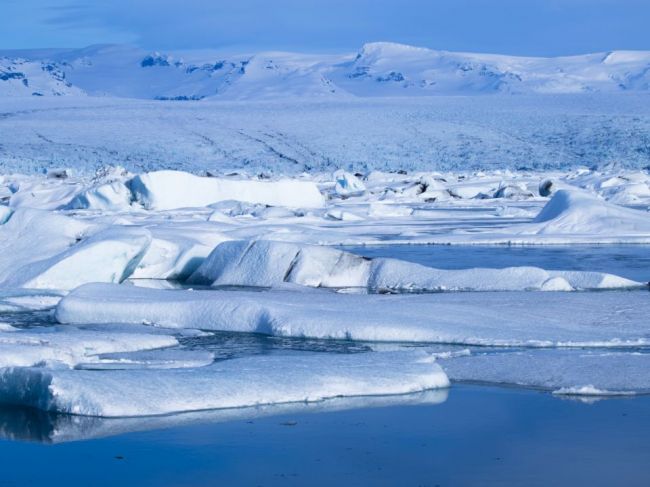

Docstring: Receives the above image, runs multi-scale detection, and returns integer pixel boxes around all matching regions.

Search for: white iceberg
[188,240,642,291]
[1,225,151,290]
[129,170,324,210]
[57,284,650,347]
[0,351,449,417]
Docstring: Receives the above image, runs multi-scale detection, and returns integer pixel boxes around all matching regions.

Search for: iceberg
[129,170,324,210]
[188,240,642,291]
[0,351,449,417]
[57,283,650,347]
[1,226,151,290]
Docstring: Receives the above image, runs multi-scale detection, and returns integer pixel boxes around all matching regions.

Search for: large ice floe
[188,240,642,291]
[0,351,448,417]
[129,170,324,210]
[0,325,179,369]
[57,283,650,347]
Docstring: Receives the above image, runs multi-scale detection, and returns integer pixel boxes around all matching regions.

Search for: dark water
[1,385,648,486]
[341,244,650,282]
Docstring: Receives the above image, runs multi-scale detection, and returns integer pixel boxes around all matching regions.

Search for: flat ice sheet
[57,283,650,347]
[440,349,650,395]
[0,351,448,417]
[0,326,178,368]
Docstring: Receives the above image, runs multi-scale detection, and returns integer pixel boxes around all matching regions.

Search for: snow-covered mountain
[1,42,650,100]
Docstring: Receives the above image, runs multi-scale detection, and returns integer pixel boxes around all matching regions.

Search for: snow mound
[189,240,641,291]
[129,171,324,210]
[0,351,448,417]
[527,190,650,235]
[65,181,133,211]
[56,284,650,347]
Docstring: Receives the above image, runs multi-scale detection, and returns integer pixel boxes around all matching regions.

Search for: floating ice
[57,283,650,347]
[441,349,650,395]
[0,326,178,368]
[1,225,151,290]
[0,351,449,417]
[188,240,642,291]
[129,170,324,210]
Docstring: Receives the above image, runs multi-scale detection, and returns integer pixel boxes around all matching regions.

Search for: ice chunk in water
[57,283,650,347]
[0,351,449,417]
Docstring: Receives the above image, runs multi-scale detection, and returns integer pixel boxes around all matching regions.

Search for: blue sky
[3,0,649,55]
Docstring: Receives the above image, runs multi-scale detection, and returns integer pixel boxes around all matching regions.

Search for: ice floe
[57,284,650,347]
[0,351,448,416]
[188,240,642,291]
[440,349,650,395]
[0,326,178,368]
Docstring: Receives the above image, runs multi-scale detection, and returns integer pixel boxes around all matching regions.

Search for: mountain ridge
[1,42,650,100]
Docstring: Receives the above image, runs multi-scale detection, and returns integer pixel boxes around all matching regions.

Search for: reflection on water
[0,390,449,444]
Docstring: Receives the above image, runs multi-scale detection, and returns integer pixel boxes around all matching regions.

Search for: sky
[2,0,649,56]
